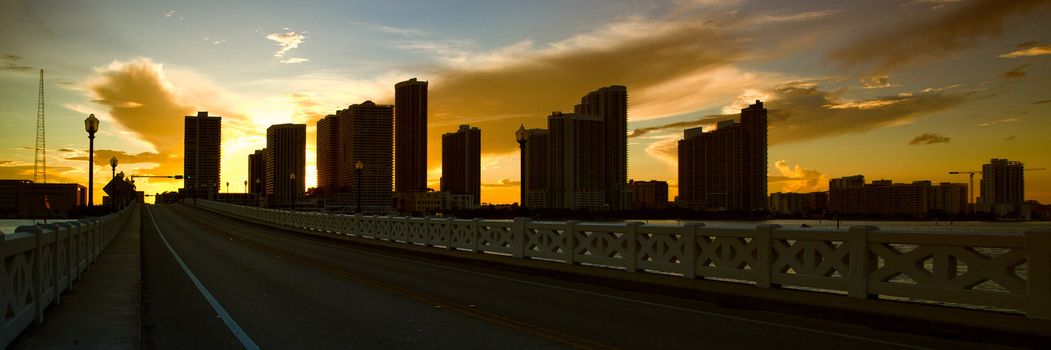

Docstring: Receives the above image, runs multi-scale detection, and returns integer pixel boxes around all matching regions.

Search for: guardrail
[194,200,1051,320]
[0,203,138,348]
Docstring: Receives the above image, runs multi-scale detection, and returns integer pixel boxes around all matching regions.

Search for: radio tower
[34,69,46,183]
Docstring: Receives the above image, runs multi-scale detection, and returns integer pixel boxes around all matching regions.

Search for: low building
[628,180,669,209]
[768,192,827,215]
[0,180,87,218]
[828,176,968,217]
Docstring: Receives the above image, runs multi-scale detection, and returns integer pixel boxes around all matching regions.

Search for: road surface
[141,204,1002,349]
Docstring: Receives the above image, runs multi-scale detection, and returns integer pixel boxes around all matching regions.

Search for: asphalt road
[141,204,1005,349]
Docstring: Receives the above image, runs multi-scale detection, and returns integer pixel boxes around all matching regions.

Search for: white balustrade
[1,203,138,349]
[193,200,1051,320]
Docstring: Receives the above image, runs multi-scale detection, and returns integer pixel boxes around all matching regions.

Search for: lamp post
[226,181,230,194]
[110,156,118,179]
[243,180,248,205]
[84,114,99,208]
[289,172,296,211]
[515,124,528,208]
[355,161,363,213]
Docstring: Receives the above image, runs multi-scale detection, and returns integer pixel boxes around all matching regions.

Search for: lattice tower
[34,69,46,183]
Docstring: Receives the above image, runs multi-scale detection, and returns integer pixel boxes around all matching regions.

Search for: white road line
[240,220,929,349]
[147,206,260,350]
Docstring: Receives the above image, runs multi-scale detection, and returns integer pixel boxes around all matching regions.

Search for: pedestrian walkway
[11,206,142,350]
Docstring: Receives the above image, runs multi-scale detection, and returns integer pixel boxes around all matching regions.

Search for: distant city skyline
[1,0,1049,204]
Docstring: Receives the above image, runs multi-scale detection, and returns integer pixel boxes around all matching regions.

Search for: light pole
[226,181,230,194]
[289,172,296,211]
[243,179,248,206]
[355,161,363,213]
[84,114,99,208]
[110,156,118,179]
[515,124,528,208]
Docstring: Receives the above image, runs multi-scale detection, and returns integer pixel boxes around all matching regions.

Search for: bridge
[3,201,1050,349]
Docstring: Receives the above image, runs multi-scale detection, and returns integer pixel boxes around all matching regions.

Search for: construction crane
[949,168,1047,205]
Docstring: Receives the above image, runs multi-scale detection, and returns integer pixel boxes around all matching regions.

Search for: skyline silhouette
[0,0,1048,205]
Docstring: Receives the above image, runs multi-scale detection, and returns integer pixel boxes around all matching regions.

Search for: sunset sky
[1,0,1049,205]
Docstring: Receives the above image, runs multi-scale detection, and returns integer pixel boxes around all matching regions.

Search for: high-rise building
[574,85,628,210]
[519,127,549,208]
[265,124,306,208]
[395,78,428,194]
[184,111,221,199]
[628,180,669,209]
[248,149,266,194]
[317,114,340,193]
[339,101,394,212]
[548,112,606,209]
[441,124,481,208]
[978,158,1026,217]
[677,101,768,211]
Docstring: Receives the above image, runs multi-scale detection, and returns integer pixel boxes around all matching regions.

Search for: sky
[1,0,1049,205]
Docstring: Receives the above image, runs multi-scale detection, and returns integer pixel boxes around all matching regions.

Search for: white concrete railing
[195,200,1051,320]
[0,203,138,349]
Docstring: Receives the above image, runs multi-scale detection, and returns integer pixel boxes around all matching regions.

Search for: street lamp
[226,181,230,194]
[355,161,363,213]
[289,172,296,211]
[515,124,528,208]
[84,114,99,207]
[110,156,118,179]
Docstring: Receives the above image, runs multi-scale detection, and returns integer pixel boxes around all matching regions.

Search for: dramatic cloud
[904,0,965,9]
[1033,99,1051,105]
[266,30,308,63]
[1,54,33,72]
[999,44,1051,58]
[482,178,520,188]
[975,118,1018,127]
[909,133,951,145]
[0,160,81,185]
[769,160,829,193]
[860,75,897,89]
[1001,64,1030,78]
[830,0,1051,72]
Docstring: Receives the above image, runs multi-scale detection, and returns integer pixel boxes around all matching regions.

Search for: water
[0,219,75,234]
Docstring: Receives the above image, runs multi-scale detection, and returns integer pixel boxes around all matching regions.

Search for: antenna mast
[34,69,46,183]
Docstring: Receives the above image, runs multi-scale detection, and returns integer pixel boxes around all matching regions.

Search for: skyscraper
[339,101,394,212]
[978,158,1026,217]
[519,127,549,208]
[574,85,628,210]
[266,124,306,208]
[184,111,221,199]
[248,149,266,194]
[547,112,606,209]
[441,125,481,207]
[677,100,768,211]
[395,78,428,193]
[317,114,340,193]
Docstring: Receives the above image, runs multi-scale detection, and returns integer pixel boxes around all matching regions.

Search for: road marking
[146,206,260,350]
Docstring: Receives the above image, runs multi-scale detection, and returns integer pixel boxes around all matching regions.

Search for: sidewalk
[11,205,142,350]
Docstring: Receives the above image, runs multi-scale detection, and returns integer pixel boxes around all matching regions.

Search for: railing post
[445,217,454,250]
[512,217,529,258]
[624,222,641,272]
[565,221,578,265]
[682,223,699,278]
[53,224,62,306]
[30,225,44,324]
[471,219,481,253]
[848,225,877,299]
[755,224,779,288]
[1026,229,1051,319]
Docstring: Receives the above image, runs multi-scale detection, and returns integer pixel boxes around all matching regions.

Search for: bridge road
[142,204,1001,349]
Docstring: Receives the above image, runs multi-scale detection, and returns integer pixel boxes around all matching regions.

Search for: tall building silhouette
[978,158,1026,217]
[248,149,266,194]
[519,127,549,208]
[395,78,428,193]
[266,124,305,208]
[317,114,340,193]
[574,85,628,210]
[677,101,767,211]
[339,101,394,212]
[441,125,481,207]
[548,112,606,209]
[628,180,669,209]
[184,111,221,199]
